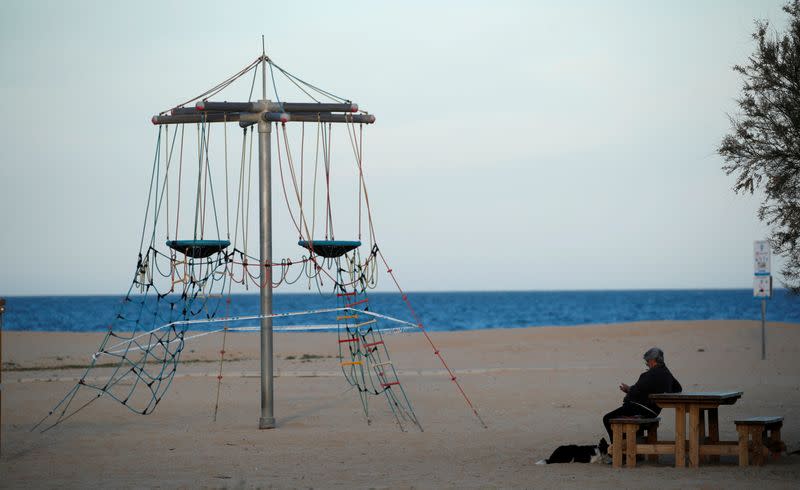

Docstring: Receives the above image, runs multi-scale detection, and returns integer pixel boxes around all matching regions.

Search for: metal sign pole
[1,297,5,455]
[761,298,766,361]
[753,240,771,361]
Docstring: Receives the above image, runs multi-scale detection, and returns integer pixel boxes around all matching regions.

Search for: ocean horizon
[2,289,797,332]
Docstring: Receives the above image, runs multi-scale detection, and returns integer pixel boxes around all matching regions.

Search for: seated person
[602,347,682,442]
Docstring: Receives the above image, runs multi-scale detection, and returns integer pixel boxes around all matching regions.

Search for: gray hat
[643,347,664,364]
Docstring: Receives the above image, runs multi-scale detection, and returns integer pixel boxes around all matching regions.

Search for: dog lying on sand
[536,438,609,464]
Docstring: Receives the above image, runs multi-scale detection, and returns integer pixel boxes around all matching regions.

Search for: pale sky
[0,0,790,296]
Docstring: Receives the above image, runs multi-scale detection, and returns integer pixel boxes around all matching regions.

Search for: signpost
[0,297,4,455]
[753,241,771,360]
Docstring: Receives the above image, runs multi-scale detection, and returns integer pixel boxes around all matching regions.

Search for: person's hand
[619,383,630,393]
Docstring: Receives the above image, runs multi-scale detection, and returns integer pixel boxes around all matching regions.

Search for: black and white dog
[536,438,609,464]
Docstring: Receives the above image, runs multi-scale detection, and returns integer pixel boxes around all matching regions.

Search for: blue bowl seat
[166,239,231,258]
[298,240,361,258]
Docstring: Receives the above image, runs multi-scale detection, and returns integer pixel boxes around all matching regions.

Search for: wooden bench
[610,417,662,468]
[735,416,784,466]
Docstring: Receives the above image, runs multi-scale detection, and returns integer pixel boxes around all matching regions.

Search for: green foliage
[720,1,800,292]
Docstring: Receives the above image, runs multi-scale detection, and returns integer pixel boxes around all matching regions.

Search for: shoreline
[3,319,798,371]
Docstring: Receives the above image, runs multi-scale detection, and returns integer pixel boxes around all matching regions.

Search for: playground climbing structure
[35,49,485,433]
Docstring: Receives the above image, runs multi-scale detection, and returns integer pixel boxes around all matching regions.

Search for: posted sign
[754,275,772,298]
[753,240,772,299]
[754,240,771,276]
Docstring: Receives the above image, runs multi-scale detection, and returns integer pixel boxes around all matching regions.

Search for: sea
[2,289,798,332]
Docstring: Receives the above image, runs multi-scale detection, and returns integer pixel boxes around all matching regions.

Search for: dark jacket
[624,364,682,414]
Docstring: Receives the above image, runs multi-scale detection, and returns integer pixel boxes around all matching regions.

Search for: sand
[2,320,800,489]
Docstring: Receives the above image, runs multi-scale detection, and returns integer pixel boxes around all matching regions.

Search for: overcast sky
[0,0,790,296]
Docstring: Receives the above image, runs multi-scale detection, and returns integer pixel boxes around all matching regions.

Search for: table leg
[647,424,658,463]
[626,425,637,468]
[612,424,623,468]
[675,405,686,468]
[769,422,783,460]
[699,409,706,439]
[737,426,749,467]
[708,408,720,463]
[699,409,707,463]
[752,426,765,466]
[689,405,700,468]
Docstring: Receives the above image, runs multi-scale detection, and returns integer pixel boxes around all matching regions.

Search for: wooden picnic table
[650,391,743,468]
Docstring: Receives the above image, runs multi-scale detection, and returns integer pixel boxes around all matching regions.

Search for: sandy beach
[2,320,800,488]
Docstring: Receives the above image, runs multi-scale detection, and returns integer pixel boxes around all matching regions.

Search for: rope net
[333,249,421,431]
[36,54,484,432]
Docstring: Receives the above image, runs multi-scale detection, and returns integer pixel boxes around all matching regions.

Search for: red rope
[377,248,487,429]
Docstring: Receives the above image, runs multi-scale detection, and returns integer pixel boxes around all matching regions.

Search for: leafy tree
[719,1,800,292]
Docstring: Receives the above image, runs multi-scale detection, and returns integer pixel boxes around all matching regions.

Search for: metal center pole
[258,52,275,429]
